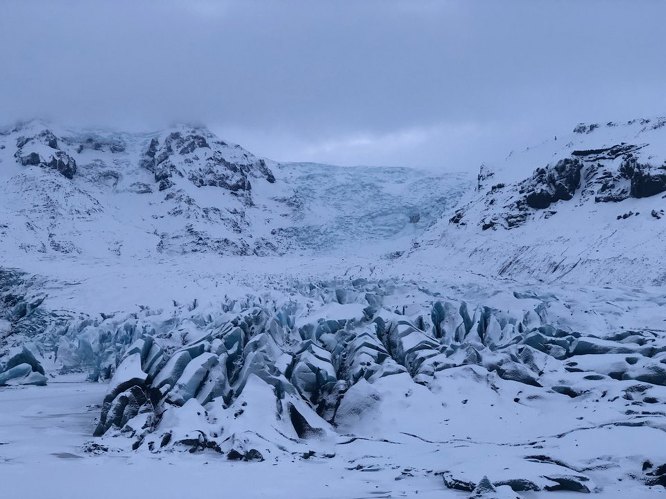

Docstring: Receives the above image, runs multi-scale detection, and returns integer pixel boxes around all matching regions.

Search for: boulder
[5,345,45,375]
[0,363,47,386]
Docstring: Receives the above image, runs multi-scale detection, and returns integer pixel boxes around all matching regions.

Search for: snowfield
[1,119,665,498]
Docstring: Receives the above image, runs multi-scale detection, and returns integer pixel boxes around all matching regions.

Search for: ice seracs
[0,344,47,386]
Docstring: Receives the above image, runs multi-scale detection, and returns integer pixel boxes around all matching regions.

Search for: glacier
[1,118,665,498]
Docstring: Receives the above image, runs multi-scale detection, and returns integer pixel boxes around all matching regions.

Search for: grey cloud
[1,0,665,169]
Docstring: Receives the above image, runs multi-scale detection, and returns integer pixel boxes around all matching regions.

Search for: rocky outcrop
[449,124,666,231]
[94,338,163,436]
[521,158,582,209]
[630,164,666,198]
[14,128,77,178]
[140,128,275,197]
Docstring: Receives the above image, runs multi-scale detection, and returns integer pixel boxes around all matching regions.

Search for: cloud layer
[2,0,665,169]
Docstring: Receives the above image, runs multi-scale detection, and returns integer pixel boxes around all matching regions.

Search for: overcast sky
[2,0,665,170]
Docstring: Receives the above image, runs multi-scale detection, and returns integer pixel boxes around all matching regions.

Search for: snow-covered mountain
[1,118,665,498]
[416,117,666,287]
[0,120,467,260]
[0,120,290,258]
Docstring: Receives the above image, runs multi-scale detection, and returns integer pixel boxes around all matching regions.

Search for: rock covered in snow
[0,362,47,386]
[0,344,47,386]
[14,128,77,179]
[140,127,275,195]
[419,116,666,286]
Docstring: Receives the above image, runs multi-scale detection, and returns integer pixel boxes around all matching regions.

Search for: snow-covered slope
[416,117,666,286]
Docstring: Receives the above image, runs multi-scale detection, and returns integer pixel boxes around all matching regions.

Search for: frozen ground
[1,372,663,498]
[0,378,448,499]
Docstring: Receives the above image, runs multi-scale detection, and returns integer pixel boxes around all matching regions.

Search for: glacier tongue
[10,269,654,497]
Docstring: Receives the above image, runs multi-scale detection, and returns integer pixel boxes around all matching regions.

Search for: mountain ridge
[414,116,666,286]
[0,120,467,262]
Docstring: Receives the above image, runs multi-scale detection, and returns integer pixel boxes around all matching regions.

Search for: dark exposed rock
[178,135,209,155]
[543,475,591,493]
[289,403,325,439]
[571,143,643,160]
[18,152,41,166]
[647,475,666,487]
[16,129,58,149]
[646,462,666,486]
[74,135,126,154]
[493,478,540,492]
[450,210,465,224]
[94,384,152,436]
[493,362,541,387]
[525,190,552,210]
[442,473,476,492]
[477,164,495,190]
[459,131,664,231]
[255,158,275,184]
[45,150,77,179]
[128,182,153,194]
[617,211,635,220]
[83,442,109,455]
[469,476,496,497]
[227,448,264,461]
[631,166,666,198]
[139,128,274,202]
[175,433,222,454]
[523,158,582,210]
[504,212,527,228]
[14,128,77,178]
[593,156,666,201]
[573,123,599,134]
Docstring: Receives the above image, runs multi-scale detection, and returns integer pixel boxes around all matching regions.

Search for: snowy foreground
[0,377,661,499]
[1,119,666,498]
[1,256,665,498]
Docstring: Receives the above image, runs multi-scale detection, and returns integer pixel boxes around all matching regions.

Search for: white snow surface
[417,117,666,287]
[1,118,665,498]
